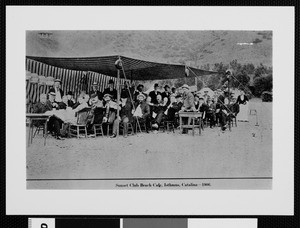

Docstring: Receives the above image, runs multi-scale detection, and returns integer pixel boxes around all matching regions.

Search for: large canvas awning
[26,55,217,80]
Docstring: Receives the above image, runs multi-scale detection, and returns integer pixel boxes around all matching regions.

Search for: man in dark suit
[216,90,228,131]
[89,82,103,101]
[181,84,196,112]
[111,91,134,138]
[49,78,64,103]
[148,83,161,105]
[103,79,117,101]
[161,84,171,105]
[33,93,52,114]
[151,94,168,130]
[133,84,147,102]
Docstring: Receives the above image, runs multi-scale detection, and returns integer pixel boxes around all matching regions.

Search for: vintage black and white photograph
[25,30,273,190]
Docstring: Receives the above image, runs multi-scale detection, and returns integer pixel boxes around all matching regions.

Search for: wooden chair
[92,124,104,137]
[69,109,90,138]
[134,117,148,133]
[119,122,135,136]
[33,124,45,138]
[164,120,175,133]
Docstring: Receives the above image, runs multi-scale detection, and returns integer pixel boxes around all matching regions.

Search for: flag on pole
[185,65,190,77]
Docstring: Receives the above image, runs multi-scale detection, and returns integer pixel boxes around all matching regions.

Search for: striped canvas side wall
[26,58,131,103]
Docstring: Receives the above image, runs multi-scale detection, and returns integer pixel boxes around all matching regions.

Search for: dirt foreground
[27,99,272,189]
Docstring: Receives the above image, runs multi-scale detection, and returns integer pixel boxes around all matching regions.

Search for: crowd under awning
[26,55,217,81]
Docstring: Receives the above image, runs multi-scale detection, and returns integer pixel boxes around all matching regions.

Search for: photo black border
[1,1,298,227]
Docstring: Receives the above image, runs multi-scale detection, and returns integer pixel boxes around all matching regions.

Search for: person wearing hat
[180,84,196,133]
[120,81,133,102]
[84,93,105,135]
[215,89,229,131]
[33,93,53,114]
[103,79,117,101]
[102,93,119,131]
[151,94,168,130]
[206,97,216,128]
[161,85,171,105]
[236,90,249,122]
[133,84,147,102]
[111,91,134,138]
[49,78,64,103]
[133,93,151,133]
[48,91,59,109]
[181,84,196,112]
[148,83,161,105]
[66,91,76,108]
[89,82,103,101]
[46,91,68,140]
[164,95,180,124]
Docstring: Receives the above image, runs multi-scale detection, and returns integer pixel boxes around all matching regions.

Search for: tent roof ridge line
[26,55,217,73]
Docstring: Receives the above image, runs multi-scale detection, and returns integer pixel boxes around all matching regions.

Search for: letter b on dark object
[41,223,48,228]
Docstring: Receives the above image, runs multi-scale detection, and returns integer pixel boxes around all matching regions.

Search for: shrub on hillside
[253,74,273,97]
[261,91,272,102]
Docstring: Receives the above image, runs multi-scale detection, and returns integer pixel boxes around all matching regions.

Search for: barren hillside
[26,30,272,68]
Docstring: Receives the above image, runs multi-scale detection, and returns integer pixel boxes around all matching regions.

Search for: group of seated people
[31,78,241,140]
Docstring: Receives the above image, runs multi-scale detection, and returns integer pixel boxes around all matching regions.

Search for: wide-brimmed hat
[90,93,98,99]
[137,93,146,100]
[103,93,112,99]
[164,84,170,89]
[49,91,56,96]
[154,83,159,88]
[67,91,73,96]
[182,84,189,89]
[92,82,98,86]
[54,78,61,83]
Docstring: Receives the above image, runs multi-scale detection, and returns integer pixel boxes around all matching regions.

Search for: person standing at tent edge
[149,83,161,105]
[236,90,249,122]
[89,82,103,101]
[161,84,171,105]
[133,84,147,102]
[103,79,117,101]
[49,78,64,103]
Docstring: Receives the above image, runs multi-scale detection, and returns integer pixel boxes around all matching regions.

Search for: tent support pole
[116,69,120,138]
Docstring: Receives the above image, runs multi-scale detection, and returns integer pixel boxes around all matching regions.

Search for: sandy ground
[27,99,272,189]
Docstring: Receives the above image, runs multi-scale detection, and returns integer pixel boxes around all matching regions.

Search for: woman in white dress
[236,90,249,121]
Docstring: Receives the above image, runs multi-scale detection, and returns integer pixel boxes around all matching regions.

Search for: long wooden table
[178,111,203,136]
[26,113,52,146]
